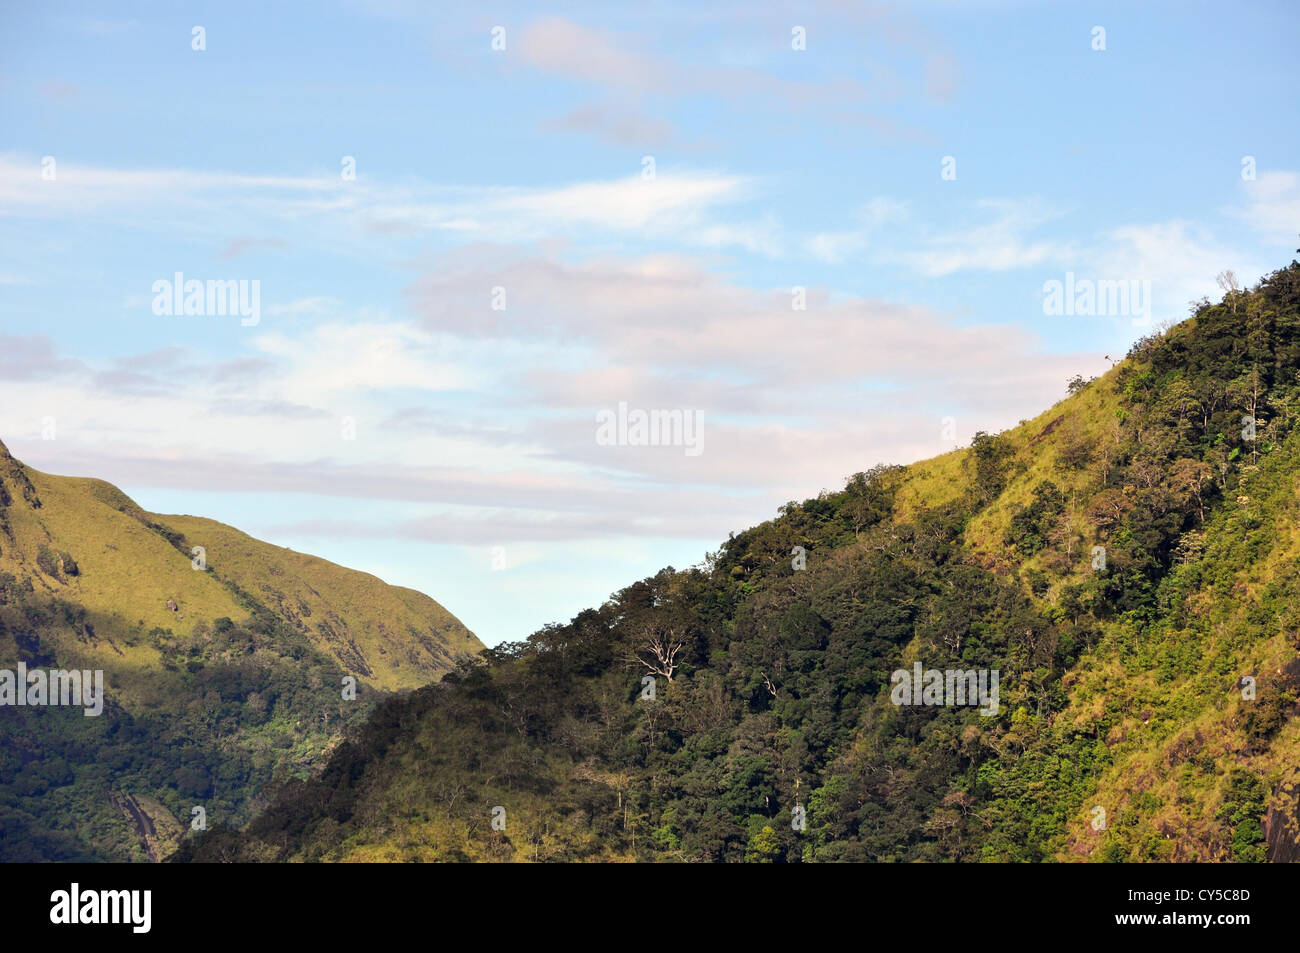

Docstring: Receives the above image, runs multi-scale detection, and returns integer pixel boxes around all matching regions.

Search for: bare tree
[626,625,690,682]
[1217,269,1241,313]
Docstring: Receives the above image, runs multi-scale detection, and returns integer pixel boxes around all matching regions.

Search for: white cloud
[881,199,1075,277]
[805,198,909,262]
[485,173,752,232]
[251,319,480,406]
[1233,170,1300,243]
[0,154,768,255]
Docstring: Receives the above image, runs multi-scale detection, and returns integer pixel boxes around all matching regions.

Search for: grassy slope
[1050,436,1300,861]
[9,472,246,647]
[0,457,481,692]
[161,514,480,691]
[912,366,1300,861]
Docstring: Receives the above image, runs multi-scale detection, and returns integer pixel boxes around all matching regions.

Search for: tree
[1055,417,1094,473]
[744,824,781,863]
[842,465,899,538]
[969,431,1014,505]
[1168,458,1214,523]
[626,624,689,682]
[1086,488,1131,530]
[1217,269,1241,313]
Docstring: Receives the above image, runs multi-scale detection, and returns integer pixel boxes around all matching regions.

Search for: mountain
[178,258,1300,863]
[0,447,481,861]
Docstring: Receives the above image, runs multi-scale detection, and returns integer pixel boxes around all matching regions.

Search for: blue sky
[2,0,1297,646]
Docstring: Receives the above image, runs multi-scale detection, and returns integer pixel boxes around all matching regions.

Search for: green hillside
[179,258,1300,863]
[0,451,481,861]
[158,514,479,691]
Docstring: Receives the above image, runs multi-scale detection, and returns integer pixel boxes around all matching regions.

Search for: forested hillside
[0,454,480,861]
[184,259,1300,863]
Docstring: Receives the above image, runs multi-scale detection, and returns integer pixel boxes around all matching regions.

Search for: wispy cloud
[1233,170,1300,244]
[0,154,770,255]
[514,15,939,147]
[880,198,1075,277]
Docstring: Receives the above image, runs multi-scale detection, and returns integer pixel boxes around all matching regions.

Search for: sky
[1,0,1297,646]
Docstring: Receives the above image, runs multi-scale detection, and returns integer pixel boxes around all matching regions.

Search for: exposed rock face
[1265,785,1300,863]
[0,438,42,510]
